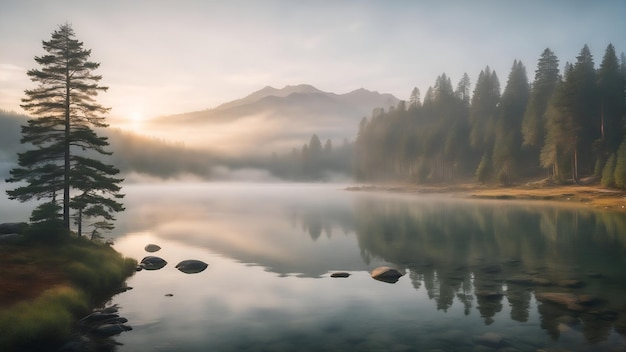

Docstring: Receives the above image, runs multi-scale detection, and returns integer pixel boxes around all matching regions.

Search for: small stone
[175,259,208,274]
[371,267,403,283]
[144,244,161,252]
[140,256,167,270]
[165,293,173,297]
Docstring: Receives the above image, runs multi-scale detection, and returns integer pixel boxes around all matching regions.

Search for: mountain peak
[215,84,325,110]
[281,84,323,94]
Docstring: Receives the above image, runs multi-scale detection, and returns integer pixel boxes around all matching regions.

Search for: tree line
[355,44,626,187]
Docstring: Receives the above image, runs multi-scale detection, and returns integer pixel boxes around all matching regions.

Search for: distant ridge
[156,84,400,124]
[146,84,399,154]
[215,84,325,110]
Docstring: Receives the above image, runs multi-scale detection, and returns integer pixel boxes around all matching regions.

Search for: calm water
[9,182,626,351]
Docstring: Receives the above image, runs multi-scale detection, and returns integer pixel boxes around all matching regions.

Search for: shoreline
[0,237,137,351]
[346,182,626,211]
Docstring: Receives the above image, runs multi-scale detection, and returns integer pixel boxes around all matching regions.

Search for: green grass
[0,237,137,351]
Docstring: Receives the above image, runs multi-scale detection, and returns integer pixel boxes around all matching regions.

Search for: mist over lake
[9,181,618,352]
[2,2,626,350]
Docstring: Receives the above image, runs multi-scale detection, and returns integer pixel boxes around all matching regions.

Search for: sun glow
[130,111,143,124]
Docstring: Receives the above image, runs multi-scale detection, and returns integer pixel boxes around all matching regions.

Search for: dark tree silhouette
[6,23,124,237]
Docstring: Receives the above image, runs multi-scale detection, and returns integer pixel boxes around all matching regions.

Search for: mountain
[148,84,399,154]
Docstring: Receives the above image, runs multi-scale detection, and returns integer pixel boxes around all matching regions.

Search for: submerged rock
[330,272,351,278]
[140,256,167,270]
[144,244,161,253]
[175,259,208,274]
[371,267,403,283]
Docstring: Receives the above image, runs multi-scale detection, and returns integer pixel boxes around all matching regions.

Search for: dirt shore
[346,182,626,211]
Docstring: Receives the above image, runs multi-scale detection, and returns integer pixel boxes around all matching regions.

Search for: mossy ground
[0,236,137,351]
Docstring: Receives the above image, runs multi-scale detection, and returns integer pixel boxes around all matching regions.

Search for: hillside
[146,84,399,154]
[157,84,399,125]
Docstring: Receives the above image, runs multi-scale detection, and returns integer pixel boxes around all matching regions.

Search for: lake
[8,182,626,351]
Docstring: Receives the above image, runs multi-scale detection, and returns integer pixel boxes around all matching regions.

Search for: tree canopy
[6,23,124,238]
[355,44,626,187]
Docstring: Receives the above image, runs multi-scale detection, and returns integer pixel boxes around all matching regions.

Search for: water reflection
[353,196,626,340]
[101,184,626,350]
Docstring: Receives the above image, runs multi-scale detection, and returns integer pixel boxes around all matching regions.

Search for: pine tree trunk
[64,68,71,230]
[600,102,605,141]
[77,208,82,237]
[572,143,579,185]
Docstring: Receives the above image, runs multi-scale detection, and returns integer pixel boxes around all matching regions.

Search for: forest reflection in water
[109,184,626,351]
[351,196,626,344]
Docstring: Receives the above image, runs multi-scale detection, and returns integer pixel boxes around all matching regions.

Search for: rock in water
[330,272,350,278]
[175,260,208,274]
[140,256,167,270]
[371,267,403,283]
[144,244,161,252]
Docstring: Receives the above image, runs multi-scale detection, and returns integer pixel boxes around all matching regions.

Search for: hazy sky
[1,0,625,122]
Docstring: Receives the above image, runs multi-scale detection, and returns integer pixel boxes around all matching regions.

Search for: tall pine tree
[493,60,530,185]
[597,44,625,155]
[522,48,559,149]
[6,23,124,237]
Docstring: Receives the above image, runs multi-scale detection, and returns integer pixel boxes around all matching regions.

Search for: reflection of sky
[113,183,391,277]
[112,232,492,352]
[106,183,626,350]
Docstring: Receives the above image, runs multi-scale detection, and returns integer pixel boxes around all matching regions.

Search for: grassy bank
[0,237,137,351]
[348,182,626,211]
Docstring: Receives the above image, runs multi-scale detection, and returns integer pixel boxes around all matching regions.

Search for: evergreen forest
[354,44,626,187]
